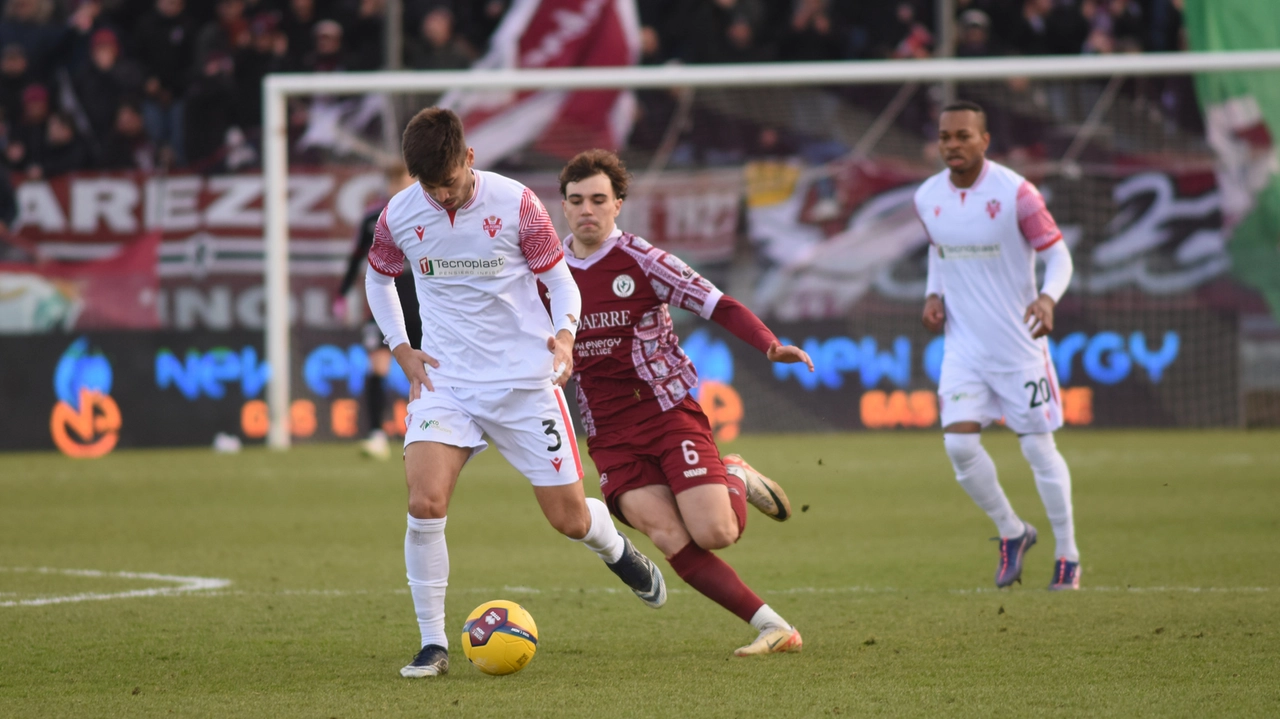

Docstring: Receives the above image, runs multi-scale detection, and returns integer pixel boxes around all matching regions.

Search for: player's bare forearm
[1024,293,1055,339]
[392,344,440,400]
[922,294,946,333]
[547,329,574,386]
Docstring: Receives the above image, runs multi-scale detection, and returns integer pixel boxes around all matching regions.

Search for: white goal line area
[260,50,1280,449]
[1,566,1271,608]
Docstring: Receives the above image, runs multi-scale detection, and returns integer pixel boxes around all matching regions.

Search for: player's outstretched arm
[707,294,814,372]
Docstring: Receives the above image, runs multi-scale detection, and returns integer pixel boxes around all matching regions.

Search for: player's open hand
[1024,293,1056,339]
[547,330,574,387]
[922,294,946,333]
[391,344,440,401]
[766,341,814,372]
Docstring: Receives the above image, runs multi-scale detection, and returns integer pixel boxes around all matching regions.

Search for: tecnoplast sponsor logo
[938,243,1001,260]
[418,256,505,277]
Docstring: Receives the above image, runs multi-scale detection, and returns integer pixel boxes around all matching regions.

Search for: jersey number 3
[541,419,562,452]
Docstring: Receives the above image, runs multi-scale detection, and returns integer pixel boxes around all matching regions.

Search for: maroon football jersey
[564,231,724,441]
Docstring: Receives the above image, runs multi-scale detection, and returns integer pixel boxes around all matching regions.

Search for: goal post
[262,50,1280,448]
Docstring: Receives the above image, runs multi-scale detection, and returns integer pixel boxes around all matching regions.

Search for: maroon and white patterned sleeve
[625,237,724,320]
[366,207,404,276]
[1016,180,1063,250]
[518,188,564,273]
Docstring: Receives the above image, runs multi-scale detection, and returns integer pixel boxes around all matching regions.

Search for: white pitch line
[0,567,231,607]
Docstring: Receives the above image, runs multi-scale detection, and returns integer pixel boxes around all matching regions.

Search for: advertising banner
[0,305,1237,454]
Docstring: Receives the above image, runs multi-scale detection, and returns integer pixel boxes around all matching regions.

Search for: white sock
[572,497,625,564]
[944,433,1024,538]
[749,604,789,632]
[405,514,449,649]
[1020,433,1079,562]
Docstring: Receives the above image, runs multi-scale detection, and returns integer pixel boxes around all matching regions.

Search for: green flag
[1185,0,1280,318]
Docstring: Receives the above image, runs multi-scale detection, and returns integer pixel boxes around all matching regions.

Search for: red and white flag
[441,0,640,167]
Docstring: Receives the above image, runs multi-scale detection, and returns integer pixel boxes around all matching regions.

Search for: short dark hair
[940,100,987,132]
[559,149,630,200]
[401,107,467,185]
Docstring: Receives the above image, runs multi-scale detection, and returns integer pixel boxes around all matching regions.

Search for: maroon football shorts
[588,403,729,525]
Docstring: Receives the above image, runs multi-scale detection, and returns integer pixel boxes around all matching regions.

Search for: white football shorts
[937,351,1063,435]
[403,385,584,487]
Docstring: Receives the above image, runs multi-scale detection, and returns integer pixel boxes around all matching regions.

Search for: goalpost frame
[261,50,1280,448]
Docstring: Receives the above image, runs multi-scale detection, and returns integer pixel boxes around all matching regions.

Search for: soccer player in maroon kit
[558,150,814,656]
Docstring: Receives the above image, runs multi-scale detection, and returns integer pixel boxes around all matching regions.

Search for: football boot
[723,454,791,521]
[734,625,803,657]
[993,522,1037,588]
[606,531,667,608]
[1048,558,1081,591]
[400,644,449,678]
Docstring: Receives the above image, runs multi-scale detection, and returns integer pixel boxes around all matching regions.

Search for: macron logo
[551,457,563,472]
[414,226,425,240]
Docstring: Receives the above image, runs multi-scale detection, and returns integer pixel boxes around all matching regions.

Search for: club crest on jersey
[612,274,635,298]
[414,226,425,240]
[482,215,503,238]
[986,199,1001,219]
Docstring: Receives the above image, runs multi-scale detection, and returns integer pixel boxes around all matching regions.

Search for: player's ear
[464,147,475,167]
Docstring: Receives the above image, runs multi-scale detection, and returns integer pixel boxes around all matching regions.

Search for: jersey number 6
[681,440,699,465]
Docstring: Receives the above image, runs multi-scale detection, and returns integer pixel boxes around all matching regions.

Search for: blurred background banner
[441,0,641,166]
[1186,0,1280,321]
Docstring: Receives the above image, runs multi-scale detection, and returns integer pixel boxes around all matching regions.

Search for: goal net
[261,53,1280,447]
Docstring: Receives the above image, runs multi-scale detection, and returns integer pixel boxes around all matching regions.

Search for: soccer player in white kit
[365,108,667,678]
[915,101,1080,591]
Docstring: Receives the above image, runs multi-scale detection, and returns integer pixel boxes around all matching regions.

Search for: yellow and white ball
[460,600,539,675]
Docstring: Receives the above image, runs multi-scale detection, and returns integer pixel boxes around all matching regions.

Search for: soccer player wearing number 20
[558,150,815,656]
[916,101,1080,591]
[366,109,667,679]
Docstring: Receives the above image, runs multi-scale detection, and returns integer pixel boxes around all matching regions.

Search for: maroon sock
[724,472,748,535]
[667,542,765,623]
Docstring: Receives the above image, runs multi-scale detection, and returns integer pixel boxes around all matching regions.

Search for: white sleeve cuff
[365,270,409,351]
[925,244,943,298]
[1038,240,1074,302]
[538,258,582,337]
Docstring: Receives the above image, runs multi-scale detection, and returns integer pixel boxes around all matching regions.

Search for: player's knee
[549,512,591,540]
[1018,432,1059,469]
[943,432,983,468]
[408,495,449,519]
[689,520,738,551]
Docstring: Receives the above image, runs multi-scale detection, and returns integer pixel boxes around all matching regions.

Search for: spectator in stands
[687,0,774,64]
[235,13,291,134]
[134,0,196,167]
[345,0,386,71]
[99,101,154,171]
[0,0,66,82]
[455,0,507,56]
[955,9,995,57]
[1007,0,1051,56]
[305,19,349,72]
[0,44,30,126]
[195,0,251,68]
[281,0,319,66]
[72,29,143,147]
[405,6,473,71]
[886,1,933,59]
[184,52,238,170]
[1045,0,1090,55]
[6,83,51,174]
[28,110,91,178]
[781,0,843,62]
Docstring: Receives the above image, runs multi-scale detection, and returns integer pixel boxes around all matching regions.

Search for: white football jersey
[915,160,1064,371]
[368,170,564,389]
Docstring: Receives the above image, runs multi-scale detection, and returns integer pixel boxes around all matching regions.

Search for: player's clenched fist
[922,294,946,333]
[391,344,440,400]
[547,330,574,387]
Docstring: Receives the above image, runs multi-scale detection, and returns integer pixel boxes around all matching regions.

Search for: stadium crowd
[0,0,1186,177]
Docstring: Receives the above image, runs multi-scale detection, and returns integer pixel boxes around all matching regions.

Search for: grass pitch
[2,430,1278,718]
